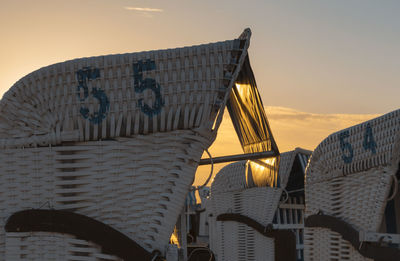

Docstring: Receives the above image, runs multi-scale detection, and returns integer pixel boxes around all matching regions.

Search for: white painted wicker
[278,148,311,189]
[273,149,311,261]
[5,232,122,261]
[304,110,400,261]
[210,161,248,194]
[0,131,208,256]
[209,161,282,261]
[210,159,280,195]
[274,196,305,261]
[0,29,253,260]
[210,187,282,261]
[0,32,249,148]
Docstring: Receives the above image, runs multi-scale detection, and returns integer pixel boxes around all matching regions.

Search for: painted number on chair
[76,67,110,124]
[75,59,164,124]
[132,60,164,117]
[339,123,377,164]
[363,123,377,154]
[339,130,353,164]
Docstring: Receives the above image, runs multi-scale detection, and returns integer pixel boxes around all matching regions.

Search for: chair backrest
[306,110,400,186]
[209,161,283,261]
[0,30,252,148]
[273,148,311,261]
[304,109,400,261]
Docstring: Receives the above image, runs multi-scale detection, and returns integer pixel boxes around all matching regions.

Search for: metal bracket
[199,151,277,165]
[360,231,400,245]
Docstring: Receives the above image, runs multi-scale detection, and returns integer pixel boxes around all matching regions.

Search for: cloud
[124,7,164,12]
[265,106,380,152]
[266,106,378,123]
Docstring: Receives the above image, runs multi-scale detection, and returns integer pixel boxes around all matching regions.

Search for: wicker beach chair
[208,159,297,261]
[273,148,311,261]
[0,29,279,260]
[304,110,400,261]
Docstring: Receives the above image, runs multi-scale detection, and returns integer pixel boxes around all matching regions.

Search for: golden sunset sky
[1,0,398,185]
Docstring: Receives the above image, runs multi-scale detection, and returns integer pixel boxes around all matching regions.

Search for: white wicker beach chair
[208,160,296,261]
[0,29,280,260]
[5,232,122,261]
[273,148,311,261]
[304,110,400,261]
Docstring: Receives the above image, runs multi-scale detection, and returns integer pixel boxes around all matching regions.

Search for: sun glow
[235,83,251,98]
[248,157,276,173]
[246,157,278,187]
[170,227,180,247]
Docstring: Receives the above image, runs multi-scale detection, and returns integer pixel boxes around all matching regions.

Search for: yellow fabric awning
[227,55,280,187]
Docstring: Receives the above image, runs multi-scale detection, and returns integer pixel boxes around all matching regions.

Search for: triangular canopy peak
[201,54,281,187]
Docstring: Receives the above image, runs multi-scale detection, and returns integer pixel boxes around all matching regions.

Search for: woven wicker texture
[277,150,297,188]
[5,232,121,261]
[306,110,400,184]
[211,159,281,196]
[0,130,209,257]
[304,109,400,261]
[210,161,248,194]
[279,148,311,189]
[274,196,305,261]
[210,187,281,261]
[0,30,251,149]
[209,160,282,261]
[273,149,310,261]
[0,29,254,260]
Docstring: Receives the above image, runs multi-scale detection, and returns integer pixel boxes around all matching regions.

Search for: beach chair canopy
[226,55,280,187]
[227,56,278,155]
[278,148,311,193]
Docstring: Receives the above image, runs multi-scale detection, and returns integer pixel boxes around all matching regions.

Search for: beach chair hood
[0,29,280,259]
[0,27,280,186]
[1,31,246,142]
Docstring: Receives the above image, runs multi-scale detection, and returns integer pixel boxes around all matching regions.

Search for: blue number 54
[339,130,354,164]
[339,123,377,164]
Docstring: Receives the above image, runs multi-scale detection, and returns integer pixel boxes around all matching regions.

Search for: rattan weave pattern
[304,110,400,261]
[0,130,208,258]
[209,158,283,260]
[306,110,400,184]
[278,148,311,188]
[0,37,246,149]
[274,149,310,261]
[210,187,282,261]
[210,161,248,195]
[277,150,296,188]
[5,232,121,261]
[0,29,253,260]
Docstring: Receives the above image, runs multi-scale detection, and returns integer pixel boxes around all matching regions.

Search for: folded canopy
[227,55,280,187]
